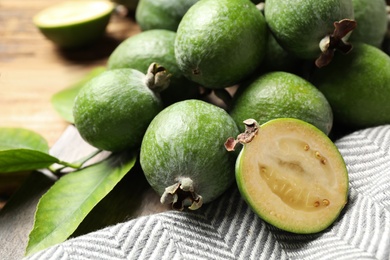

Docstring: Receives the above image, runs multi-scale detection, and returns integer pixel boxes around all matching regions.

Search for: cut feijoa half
[226,118,348,234]
[33,0,115,49]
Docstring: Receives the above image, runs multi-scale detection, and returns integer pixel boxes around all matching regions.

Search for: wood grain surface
[0,2,169,257]
[0,0,141,147]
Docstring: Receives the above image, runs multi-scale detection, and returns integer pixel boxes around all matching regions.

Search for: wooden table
[0,3,172,258]
[0,0,141,147]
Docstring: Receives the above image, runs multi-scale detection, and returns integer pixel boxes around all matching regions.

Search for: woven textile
[26,125,390,260]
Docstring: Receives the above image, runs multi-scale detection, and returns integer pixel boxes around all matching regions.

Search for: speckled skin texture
[349,0,387,48]
[107,30,179,74]
[140,100,240,205]
[310,43,390,128]
[174,0,267,89]
[230,72,333,135]
[107,29,199,106]
[73,69,163,152]
[135,0,199,31]
[264,0,354,60]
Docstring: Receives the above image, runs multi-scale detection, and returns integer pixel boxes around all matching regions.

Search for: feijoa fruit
[310,43,390,129]
[349,0,387,48]
[107,29,199,106]
[226,118,349,234]
[73,67,167,152]
[264,0,356,67]
[140,99,240,210]
[229,71,333,135]
[135,0,199,31]
[174,0,267,88]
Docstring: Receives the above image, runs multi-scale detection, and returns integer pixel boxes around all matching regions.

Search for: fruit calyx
[160,177,203,210]
[316,19,357,68]
[145,62,172,92]
[225,118,259,151]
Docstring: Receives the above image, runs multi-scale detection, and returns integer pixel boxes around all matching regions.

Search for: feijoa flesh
[33,0,115,49]
[226,118,348,234]
[140,99,240,210]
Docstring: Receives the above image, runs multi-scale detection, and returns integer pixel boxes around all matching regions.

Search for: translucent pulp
[236,118,348,234]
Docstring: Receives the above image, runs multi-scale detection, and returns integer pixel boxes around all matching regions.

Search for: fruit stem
[316,19,357,68]
[145,62,172,92]
[256,2,265,12]
[213,89,232,108]
[225,119,259,151]
[160,177,203,210]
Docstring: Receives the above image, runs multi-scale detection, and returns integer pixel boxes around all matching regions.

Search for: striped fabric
[26,125,390,260]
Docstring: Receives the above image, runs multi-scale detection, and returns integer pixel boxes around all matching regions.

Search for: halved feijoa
[228,118,348,234]
[33,0,115,49]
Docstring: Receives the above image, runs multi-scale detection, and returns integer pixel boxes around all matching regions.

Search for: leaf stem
[49,149,104,177]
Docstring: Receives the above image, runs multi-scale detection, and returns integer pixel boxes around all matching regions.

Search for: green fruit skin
[230,71,333,135]
[260,28,303,73]
[310,43,390,129]
[140,100,240,204]
[235,118,349,234]
[107,29,199,106]
[36,11,112,49]
[264,0,354,60]
[73,69,163,152]
[349,0,387,48]
[135,0,199,31]
[175,0,267,88]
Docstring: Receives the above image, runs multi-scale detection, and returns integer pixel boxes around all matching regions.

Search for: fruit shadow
[55,35,123,64]
[71,159,170,238]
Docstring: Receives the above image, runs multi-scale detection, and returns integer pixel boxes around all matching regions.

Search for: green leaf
[0,127,50,152]
[0,128,59,173]
[0,150,59,173]
[51,66,106,123]
[25,151,137,257]
[71,161,168,238]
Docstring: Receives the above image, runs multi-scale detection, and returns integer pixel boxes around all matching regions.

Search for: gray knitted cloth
[26,125,390,260]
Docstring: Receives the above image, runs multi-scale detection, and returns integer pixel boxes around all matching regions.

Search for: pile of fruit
[36,0,390,235]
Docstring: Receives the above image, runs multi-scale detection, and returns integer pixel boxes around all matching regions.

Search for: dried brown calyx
[160,177,203,211]
[316,19,357,68]
[145,62,172,92]
[224,118,259,151]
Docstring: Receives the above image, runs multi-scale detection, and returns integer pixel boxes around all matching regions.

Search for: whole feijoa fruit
[73,67,167,152]
[226,118,349,234]
[348,0,387,48]
[140,99,240,210]
[256,1,303,73]
[175,0,267,88]
[107,29,199,106]
[264,0,355,67]
[135,0,199,31]
[310,43,390,129]
[229,71,333,135]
